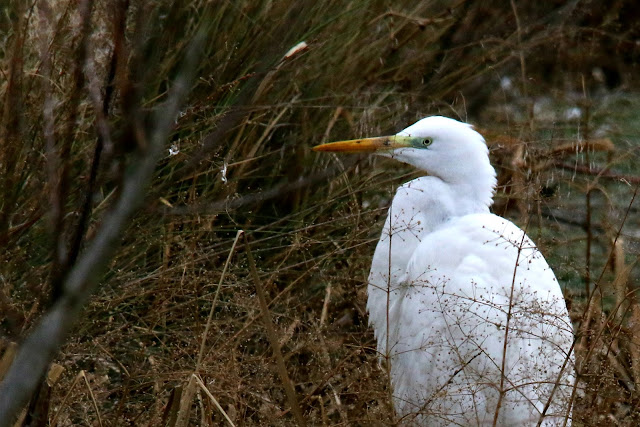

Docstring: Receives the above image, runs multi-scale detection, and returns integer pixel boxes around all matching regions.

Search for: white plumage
[314,116,575,426]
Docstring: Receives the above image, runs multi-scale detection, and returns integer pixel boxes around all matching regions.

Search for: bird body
[313,117,574,426]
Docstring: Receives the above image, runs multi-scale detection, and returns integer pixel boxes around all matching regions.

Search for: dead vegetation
[1,0,640,425]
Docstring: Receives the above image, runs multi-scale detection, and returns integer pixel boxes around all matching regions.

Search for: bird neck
[423,156,497,216]
[447,173,496,215]
[411,145,497,213]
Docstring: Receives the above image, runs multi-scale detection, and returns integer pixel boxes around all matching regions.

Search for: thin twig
[553,161,640,184]
[66,0,125,278]
[493,217,529,426]
[81,370,104,427]
[162,158,359,215]
[50,370,84,427]
[319,284,331,328]
[582,75,593,298]
[565,182,640,426]
[0,21,205,425]
[244,234,306,427]
[49,0,95,301]
[192,374,236,427]
[196,230,244,370]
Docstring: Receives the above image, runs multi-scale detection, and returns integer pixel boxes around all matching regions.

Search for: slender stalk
[196,230,244,370]
[493,220,529,426]
[193,374,236,427]
[244,234,306,427]
[0,22,205,424]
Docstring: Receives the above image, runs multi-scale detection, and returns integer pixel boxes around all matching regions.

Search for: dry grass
[1,0,640,425]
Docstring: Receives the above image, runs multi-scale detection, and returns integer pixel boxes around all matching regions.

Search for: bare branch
[0,25,204,425]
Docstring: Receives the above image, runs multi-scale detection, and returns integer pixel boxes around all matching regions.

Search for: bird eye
[421,138,433,146]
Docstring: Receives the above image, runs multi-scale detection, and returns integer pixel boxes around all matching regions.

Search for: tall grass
[1,0,640,424]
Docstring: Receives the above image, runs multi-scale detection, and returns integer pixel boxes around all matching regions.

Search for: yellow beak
[312,135,416,153]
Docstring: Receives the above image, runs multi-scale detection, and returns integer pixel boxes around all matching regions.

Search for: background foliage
[2,0,640,425]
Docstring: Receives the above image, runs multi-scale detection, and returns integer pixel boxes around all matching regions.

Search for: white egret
[313,116,575,426]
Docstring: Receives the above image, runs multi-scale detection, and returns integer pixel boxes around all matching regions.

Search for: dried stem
[0,23,204,424]
[244,234,306,427]
[196,230,244,370]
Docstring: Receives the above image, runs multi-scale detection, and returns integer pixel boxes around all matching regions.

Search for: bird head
[313,116,494,186]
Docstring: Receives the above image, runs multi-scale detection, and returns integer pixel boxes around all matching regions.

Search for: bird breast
[386,213,574,425]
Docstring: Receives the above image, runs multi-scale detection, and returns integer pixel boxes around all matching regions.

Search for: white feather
[365,117,574,425]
